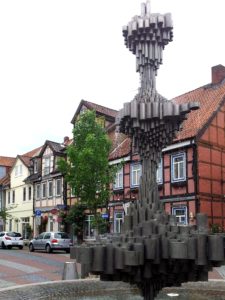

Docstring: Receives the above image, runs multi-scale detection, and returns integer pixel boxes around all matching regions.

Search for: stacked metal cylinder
[72,212,224,298]
[72,1,225,299]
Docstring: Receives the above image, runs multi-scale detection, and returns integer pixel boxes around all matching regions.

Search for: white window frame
[172,206,187,225]
[43,157,51,176]
[55,179,62,196]
[130,163,142,187]
[42,182,47,198]
[70,187,75,197]
[15,165,22,177]
[114,211,124,233]
[156,158,163,184]
[36,184,41,200]
[113,167,123,190]
[84,215,94,239]
[171,152,186,182]
[48,181,53,198]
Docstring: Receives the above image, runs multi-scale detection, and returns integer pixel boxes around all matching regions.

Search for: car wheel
[19,246,23,250]
[1,242,6,249]
[7,245,12,249]
[29,243,34,252]
[65,249,70,253]
[46,244,52,253]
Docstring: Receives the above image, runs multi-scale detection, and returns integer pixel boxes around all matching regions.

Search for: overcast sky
[1,0,225,157]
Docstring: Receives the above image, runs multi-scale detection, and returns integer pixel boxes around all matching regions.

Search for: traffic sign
[35,210,42,216]
[101,213,108,219]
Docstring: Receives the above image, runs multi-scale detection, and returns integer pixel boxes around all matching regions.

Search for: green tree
[58,110,117,236]
[63,203,86,243]
[0,207,12,230]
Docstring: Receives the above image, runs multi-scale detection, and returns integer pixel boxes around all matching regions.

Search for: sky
[1,0,225,157]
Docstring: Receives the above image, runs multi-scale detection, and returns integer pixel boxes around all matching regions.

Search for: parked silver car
[28,232,72,253]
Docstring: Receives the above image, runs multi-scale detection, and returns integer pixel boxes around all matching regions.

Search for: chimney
[212,64,225,84]
[63,136,69,145]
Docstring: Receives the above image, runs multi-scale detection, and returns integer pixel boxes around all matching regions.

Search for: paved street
[0,246,225,292]
[0,247,75,288]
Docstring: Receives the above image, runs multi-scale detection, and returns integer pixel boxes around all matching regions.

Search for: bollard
[62,261,79,280]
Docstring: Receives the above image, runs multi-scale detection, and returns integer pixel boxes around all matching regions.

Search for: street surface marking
[0,259,41,273]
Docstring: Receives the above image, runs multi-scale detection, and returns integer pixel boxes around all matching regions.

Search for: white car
[0,231,24,249]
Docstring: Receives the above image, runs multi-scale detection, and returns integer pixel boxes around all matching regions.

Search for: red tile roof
[109,133,131,160]
[172,81,225,142]
[18,155,32,168]
[22,146,42,157]
[71,100,118,124]
[0,173,10,186]
[0,156,16,167]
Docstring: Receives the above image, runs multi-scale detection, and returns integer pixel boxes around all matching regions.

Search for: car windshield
[7,232,22,237]
[54,232,69,239]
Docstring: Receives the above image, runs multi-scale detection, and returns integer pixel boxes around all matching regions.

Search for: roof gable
[71,100,118,124]
[38,140,65,157]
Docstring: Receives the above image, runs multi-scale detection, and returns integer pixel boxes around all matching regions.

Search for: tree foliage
[63,203,86,243]
[0,207,12,222]
[58,110,117,232]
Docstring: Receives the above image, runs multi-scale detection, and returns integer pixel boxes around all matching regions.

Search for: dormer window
[43,157,50,175]
[34,160,38,174]
[42,147,53,176]
[15,165,22,177]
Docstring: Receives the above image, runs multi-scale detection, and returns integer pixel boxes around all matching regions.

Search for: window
[171,153,186,182]
[48,181,53,198]
[131,163,141,187]
[114,211,124,233]
[12,190,15,203]
[44,233,51,239]
[15,165,22,177]
[9,219,12,231]
[37,233,45,240]
[21,217,30,239]
[0,166,6,179]
[156,158,163,184]
[113,167,123,190]
[84,215,94,239]
[28,186,32,200]
[23,187,26,201]
[56,179,62,196]
[70,187,75,197]
[42,182,47,198]
[172,206,187,225]
[7,191,10,204]
[34,160,38,173]
[36,184,41,200]
[43,157,50,176]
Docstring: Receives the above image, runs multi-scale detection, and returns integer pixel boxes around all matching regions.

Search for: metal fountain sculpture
[72,1,225,299]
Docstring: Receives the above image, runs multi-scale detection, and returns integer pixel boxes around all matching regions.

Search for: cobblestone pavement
[0,247,225,299]
[0,247,77,289]
[0,279,143,300]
